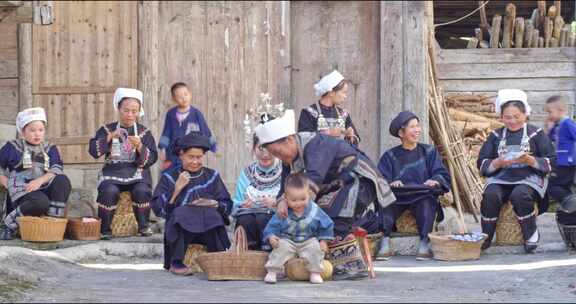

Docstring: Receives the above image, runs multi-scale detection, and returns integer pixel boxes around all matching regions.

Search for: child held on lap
[262,173,334,284]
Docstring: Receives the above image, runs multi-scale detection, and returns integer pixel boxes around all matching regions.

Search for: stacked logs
[469,1,575,49]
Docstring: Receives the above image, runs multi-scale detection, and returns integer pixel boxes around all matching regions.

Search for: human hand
[241,198,253,208]
[128,136,142,150]
[261,196,277,209]
[26,178,44,193]
[320,240,329,253]
[269,235,280,248]
[491,157,513,169]
[107,130,122,143]
[276,197,288,219]
[174,172,190,195]
[423,179,440,188]
[390,180,404,188]
[514,153,536,167]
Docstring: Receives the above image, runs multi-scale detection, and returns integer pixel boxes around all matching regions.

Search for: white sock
[527,230,539,243]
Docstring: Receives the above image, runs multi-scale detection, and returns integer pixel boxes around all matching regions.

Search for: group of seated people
[1,70,575,284]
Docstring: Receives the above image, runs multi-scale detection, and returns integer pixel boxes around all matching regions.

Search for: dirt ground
[4,248,575,303]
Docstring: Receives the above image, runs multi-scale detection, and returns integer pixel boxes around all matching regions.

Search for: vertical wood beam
[18,23,33,110]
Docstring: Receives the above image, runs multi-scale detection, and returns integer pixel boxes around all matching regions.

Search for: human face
[544,102,566,124]
[254,144,275,168]
[264,136,299,165]
[330,83,348,106]
[179,147,205,172]
[285,186,310,215]
[173,87,192,108]
[22,121,45,145]
[118,98,141,127]
[501,105,527,132]
[399,118,421,146]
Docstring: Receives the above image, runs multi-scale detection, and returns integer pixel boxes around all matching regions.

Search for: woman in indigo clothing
[0,107,71,240]
[88,88,158,239]
[477,89,555,253]
[151,132,232,276]
[377,111,451,261]
[232,134,282,250]
[298,70,360,146]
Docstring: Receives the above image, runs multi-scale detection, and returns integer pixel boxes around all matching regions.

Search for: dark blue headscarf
[389,111,419,138]
[172,131,211,156]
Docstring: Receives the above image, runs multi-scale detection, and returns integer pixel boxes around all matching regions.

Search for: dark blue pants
[380,198,438,241]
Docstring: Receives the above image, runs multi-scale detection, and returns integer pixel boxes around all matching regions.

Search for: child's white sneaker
[264,272,277,284]
[309,272,324,284]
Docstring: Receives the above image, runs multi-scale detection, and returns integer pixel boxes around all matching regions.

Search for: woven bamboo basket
[285,258,333,281]
[495,202,538,246]
[111,192,138,237]
[196,226,268,281]
[428,232,487,261]
[396,210,418,235]
[17,216,68,242]
[183,244,207,273]
[66,201,101,241]
[367,232,384,257]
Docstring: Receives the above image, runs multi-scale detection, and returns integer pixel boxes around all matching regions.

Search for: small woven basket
[17,216,68,242]
[557,221,576,249]
[396,210,419,235]
[111,192,138,237]
[196,226,269,281]
[495,202,538,246]
[285,258,333,281]
[429,232,487,261]
[66,201,101,241]
[183,244,207,273]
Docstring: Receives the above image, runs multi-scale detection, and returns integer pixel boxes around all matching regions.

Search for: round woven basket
[17,216,68,242]
[428,232,487,261]
[557,222,576,249]
[196,226,268,281]
[495,202,538,246]
[66,201,101,241]
[285,258,333,281]
[183,244,207,273]
[396,210,418,235]
[111,192,138,237]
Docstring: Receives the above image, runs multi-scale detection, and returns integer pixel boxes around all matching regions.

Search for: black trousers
[548,166,576,204]
[97,181,152,233]
[481,184,539,241]
[235,212,273,250]
[14,175,71,216]
[380,198,438,241]
[164,226,230,269]
[332,177,379,238]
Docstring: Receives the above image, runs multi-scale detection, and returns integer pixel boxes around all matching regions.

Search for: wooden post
[554,1,561,17]
[538,36,545,47]
[514,17,524,48]
[490,14,502,48]
[560,24,570,47]
[380,1,431,151]
[525,20,534,48]
[532,29,540,48]
[478,0,490,38]
[553,15,564,40]
[137,0,160,184]
[18,23,32,110]
[544,16,552,47]
[538,1,546,30]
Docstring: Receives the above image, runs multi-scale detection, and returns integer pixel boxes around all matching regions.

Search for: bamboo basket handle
[234,226,248,253]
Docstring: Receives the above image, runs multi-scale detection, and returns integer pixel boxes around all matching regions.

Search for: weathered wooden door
[157,1,290,186]
[290,1,381,161]
[31,1,137,164]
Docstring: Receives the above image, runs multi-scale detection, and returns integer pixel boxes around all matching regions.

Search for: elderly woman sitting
[151,132,232,276]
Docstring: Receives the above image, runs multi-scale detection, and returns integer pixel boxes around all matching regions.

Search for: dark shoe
[524,230,540,254]
[139,227,153,237]
[481,238,492,251]
[0,227,15,240]
[169,265,194,276]
[101,231,113,240]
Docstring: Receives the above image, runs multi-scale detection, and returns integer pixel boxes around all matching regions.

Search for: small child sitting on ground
[262,172,334,284]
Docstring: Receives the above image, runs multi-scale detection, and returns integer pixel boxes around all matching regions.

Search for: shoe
[309,272,324,284]
[481,238,492,251]
[524,230,540,254]
[376,237,392,261]
[169,265,194,276]
[100,231,113,241]
[139,227,153,237]
[416,239,432,261]
[264,272,277,284]
[0,226,15,240]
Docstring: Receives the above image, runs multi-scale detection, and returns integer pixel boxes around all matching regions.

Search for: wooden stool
[396,210,419,235]
[183,244,207,273]
[110,192,138,237]
[495,202,538,246]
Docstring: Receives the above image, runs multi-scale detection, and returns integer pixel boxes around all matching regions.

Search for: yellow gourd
[285,258,333,281]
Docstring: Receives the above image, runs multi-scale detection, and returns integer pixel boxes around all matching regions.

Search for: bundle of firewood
[469,1,576,49]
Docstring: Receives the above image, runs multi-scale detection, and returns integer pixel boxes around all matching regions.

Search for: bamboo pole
[514,17,525,48]
[525,19,534,47]
[490,14,502,48]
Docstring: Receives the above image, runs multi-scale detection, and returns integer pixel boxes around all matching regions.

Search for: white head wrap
[113,88,145,117]
[495,89,530,116]
[254,109,296,145]
[16,107,47,133]
[314,70,345,97]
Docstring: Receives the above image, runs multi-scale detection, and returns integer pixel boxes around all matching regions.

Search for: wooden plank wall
[0,23,18,124]
[31,1,138,164]
[157,1,290,186]
[437,48,576,127]
[290,1,381,161]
